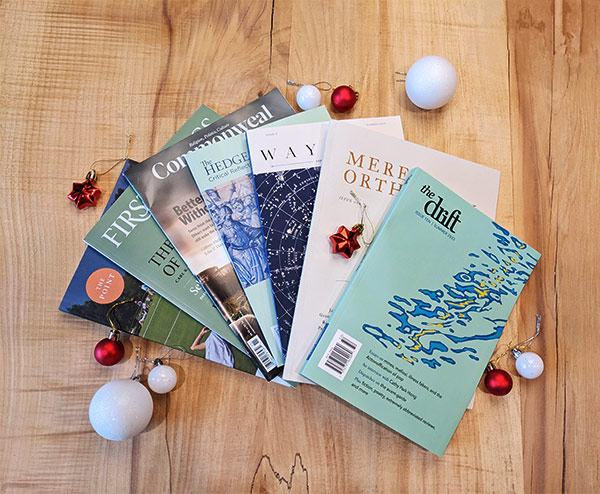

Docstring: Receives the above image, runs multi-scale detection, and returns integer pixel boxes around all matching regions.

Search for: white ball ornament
[147,361,177,394]
[296,84,321,111]
[89,379,154,441]
[405,55,458,110]
[513,350,544,379]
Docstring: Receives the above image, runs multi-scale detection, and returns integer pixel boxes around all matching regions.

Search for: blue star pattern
[254,167,321,356]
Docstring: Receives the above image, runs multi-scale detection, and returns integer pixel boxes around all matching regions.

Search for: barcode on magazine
[318,330,361,381]
[248,335,276,373]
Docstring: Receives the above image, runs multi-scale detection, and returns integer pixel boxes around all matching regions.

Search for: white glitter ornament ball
[296,85,321,111]
[147,364,177,394]
[89,379,154,441]
[405,56,458,110]
[515,351,544,379]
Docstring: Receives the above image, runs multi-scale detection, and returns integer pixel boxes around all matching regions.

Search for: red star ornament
[329,225,362,259]
[68,177,101,209]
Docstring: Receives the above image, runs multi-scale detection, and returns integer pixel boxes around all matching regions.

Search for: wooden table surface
[1,1,598,492]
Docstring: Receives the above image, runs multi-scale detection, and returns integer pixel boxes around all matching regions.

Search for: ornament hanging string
[68,134,134,209]
[489,342,514,369]
[513,314,542,353]
[329,190,374,259]
[106,297,137,333]
[107,298,189,378]
[130,346,187,381]
[395,71,407,82]
[88,133,135,180]
[350,190,375,246]
[488,314,542,368]
[130,347,144,381]
[287,80,333,91]
[93,298,135,367]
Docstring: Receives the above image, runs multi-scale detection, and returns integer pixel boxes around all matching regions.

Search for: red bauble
[484,368,513,396]
[331,85,358,112]
[94,337,125,366]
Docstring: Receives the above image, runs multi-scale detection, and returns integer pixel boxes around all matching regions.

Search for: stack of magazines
[60,88,539,455]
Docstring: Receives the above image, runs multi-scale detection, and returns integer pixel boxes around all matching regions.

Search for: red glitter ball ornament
[331,85,359,112]
[484,366,513,396]
[94,331,125,366]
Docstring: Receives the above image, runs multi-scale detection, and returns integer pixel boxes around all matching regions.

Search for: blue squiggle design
[451,346,477,354]
[422,358,441,369]
[411,340,449,355]
[420,289,443,302]
[360,220,539,370]
[440,356,456,365]
[362,324,399,349]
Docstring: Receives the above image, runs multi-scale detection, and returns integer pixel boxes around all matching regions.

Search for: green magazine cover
[83,186,249,357]
[61,105,261,376]
[301,168,540,455]
[163,105,221,148]
[164,105,221,148]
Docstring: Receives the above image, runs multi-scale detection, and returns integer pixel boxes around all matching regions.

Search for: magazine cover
[83,185,249,356]
[301,168,540,455]
[246,115,403,359]
[61,104,221,326]
[283,120,419,383]
[125,89,295,380]
[60,164,259,376]
[187,106,332,363]
[59,106,263,376]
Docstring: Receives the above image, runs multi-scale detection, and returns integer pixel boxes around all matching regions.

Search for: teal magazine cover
[301,168,540,455]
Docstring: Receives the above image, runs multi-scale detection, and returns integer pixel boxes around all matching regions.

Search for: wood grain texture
[0,0,597,492]
[507,1,600,492]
